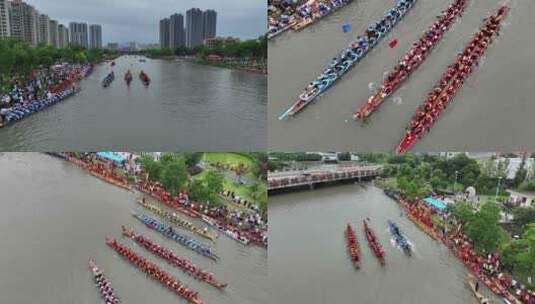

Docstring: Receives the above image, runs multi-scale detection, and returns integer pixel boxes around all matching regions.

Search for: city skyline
[160,8,216,50]
[19,0,265,44]
[0,0,104,49]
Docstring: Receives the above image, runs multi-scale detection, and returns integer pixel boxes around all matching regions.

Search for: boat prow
[353,91,387,120]
[278,98,310,120]
[396,133,416,154]
[466,275,493,304]
[88,258,97,269]
[345,223,361,269]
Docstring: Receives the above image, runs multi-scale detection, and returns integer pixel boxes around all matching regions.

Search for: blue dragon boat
[388,220,412,256]
[133,213,220,261]
[102,71,115,88]
[1,88,76,126]
[279,0,417,120]
[1,64,92,127]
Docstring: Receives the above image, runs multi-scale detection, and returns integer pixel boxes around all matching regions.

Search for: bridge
[268,164,383,192]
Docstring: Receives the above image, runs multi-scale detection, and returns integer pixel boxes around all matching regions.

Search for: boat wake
[390,237,416,255]
[393,96,403,105]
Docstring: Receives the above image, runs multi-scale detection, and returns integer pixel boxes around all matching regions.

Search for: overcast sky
[24,0,266,44]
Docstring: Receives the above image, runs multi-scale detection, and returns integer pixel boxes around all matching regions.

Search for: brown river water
[268,0,535,151]
[0,56,267,151]
[0,153,267,304]
[269,183,503,304]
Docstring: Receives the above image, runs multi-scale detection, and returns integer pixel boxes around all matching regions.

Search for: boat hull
[279,0,418,119]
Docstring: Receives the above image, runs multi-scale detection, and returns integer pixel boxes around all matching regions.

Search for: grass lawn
[195,162,265,209]
[202,152,254,167]
[201,152,257,180]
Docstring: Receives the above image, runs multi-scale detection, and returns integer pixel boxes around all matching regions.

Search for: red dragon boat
[88,169,132,191]
[106,237,204,304]
[396,5,509,153]
[88,258,120,304]
[121,225,228,289]
[139,71,151,86]
[363,219,385,266]
[124,71,133,85]
[353,0,468,120]
[345,223,361,269]
[136,182,200,218]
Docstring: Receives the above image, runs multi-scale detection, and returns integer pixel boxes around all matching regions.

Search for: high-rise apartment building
[161,8,217,49]
[38,14,50,44]
[89,24,102,49]
[0,0,10,38]
[57,24,69,48]
[185,8,203,48]
[202,9,217,41]
[69,22,88,48]
[48,19,58,47]
[9,0,39,46]
[159,17,170,48]
[169,13,184,49]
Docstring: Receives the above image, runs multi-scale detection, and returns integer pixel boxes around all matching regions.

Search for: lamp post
[495,176,502,201]
[453,170,459,193]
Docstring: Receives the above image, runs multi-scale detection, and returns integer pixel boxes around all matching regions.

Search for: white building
[69,22,88,48]
[57,24,69,48]
[48,19,58,47]
[38,14,49,44]
[89,24,102,49]
[9,0,40,46]
[0,0,10,38]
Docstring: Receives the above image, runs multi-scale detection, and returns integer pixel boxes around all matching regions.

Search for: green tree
[139,155,162,181]
[189,171,223,205]
[338,152,351,161]
[251,152,268,180]
[496,158,510,179]
[184,152,203,168]
[513,156,528,188]
[189,179,212,204]
[501,224,535,288]
[203,171,224,195]
[512,207,535,232]
[430,169,448,190]
[160,158,188,195]
[449,201,475,224]
[465,201,508,254]
[396,176,431,200]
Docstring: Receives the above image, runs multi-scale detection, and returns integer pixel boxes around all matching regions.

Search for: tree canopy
[146,35,267,59]
[501,224,535,288]
[189,171,224,205]
[159,157,188,195]
[464,201,508,254]
[0,38,118,93]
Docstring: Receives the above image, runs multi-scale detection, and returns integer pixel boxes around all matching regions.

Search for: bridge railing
[268,165,383,190]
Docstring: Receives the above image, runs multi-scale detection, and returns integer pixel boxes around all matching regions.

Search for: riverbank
[48,152,268,248]
[194,58,267,74]
[269,184,504,304]
[383,188,534,304]
[268,0,354,39]
[146,55,267,74]
[0,55,267,151]
[0,153,267,304]
[0,63,93,128]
